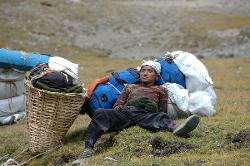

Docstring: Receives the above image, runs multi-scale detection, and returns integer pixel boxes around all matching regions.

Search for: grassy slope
[0,55,249,165]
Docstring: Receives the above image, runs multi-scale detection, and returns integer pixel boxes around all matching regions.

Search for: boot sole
[173,115,200,136]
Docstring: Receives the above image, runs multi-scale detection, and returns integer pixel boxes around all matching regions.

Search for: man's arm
[113,84,131,110]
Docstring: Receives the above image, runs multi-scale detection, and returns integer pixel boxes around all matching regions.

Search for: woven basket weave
[25,80,84,154]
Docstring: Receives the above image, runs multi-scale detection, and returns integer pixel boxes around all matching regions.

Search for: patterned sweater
[113,84,168,112]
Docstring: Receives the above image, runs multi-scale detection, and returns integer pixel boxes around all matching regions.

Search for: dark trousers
[85,106,175,148]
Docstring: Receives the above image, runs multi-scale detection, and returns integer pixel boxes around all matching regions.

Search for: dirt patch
[95,134,117,153]
[134,146,144,157]
[53,152,75,166]
[149,136,193,157]
[226,130,250,148]
[232,130,250,143]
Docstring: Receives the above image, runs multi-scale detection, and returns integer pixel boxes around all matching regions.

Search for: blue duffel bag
[156,58,186,88]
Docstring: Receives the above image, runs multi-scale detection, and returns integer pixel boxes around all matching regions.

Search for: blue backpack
[88,82,121,113]
[156,58,186,88]
[87,68,139,115]
[108,68,140,91]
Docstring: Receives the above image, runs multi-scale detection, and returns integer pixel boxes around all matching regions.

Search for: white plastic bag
[169,51,213,92]
[162,83,190,119]
[188,86,216,116]
[164,51,216,116]
[162,83,189,112]
[48,56,79,79]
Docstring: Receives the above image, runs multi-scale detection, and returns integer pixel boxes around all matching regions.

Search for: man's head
[139,60,161,86]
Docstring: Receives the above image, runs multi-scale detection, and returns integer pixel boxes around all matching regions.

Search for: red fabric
[84,75,109,100]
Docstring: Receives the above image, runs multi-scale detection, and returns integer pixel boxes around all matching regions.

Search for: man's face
[139,65,158,84]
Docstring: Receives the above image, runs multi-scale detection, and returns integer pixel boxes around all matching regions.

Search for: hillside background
[1,0,250,59]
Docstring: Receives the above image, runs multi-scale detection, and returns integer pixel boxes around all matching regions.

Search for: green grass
[0,55,249,165]
[184,11,250,32]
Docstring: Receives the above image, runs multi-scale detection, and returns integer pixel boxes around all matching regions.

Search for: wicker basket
[25,80,85,154]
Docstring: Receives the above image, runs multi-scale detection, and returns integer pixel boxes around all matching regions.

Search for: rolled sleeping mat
[0,48,50,70]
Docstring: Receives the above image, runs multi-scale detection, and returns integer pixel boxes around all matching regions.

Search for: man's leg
[74,108,134,163]
[126,108,200,136]
[126,108,176,132]
[85,108,134,149]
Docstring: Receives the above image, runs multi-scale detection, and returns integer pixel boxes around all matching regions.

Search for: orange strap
[84,75,109,100]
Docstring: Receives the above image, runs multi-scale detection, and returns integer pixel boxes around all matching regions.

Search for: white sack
[48,56,79,79]
[162,83,189,112]
[0,79,24,99]
[169,51,213,92]
[164,51,216,116]
[162,83,190,119]
[167,101,189,120]
[0,95,26,116]
[188,86,216,116]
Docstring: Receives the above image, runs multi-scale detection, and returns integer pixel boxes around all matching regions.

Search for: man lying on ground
[73,60,200,164]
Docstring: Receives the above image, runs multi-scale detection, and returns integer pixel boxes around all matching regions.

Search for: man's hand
[145,102,158,112]
[127,97,158,112]
[127,97,151,107]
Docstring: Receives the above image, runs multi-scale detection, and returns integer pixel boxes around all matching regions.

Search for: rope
[176,58,213,85]
[159,75,165,84]
[19,144,62,166]
[12,148,29,160]
[107,82,122,94]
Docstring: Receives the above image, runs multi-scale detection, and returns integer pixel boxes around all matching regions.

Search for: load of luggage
[0,48,51,125]
[0,48,85,126]
[0,48,216,122]
[82,51,216,119]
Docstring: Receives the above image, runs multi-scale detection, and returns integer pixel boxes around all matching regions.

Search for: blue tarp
[0,48,50,71]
